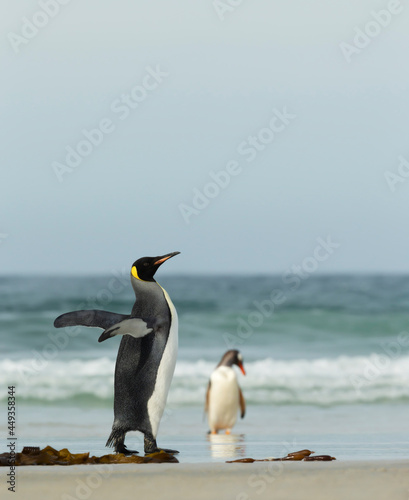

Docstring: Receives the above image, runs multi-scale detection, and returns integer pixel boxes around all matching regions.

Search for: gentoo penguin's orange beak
[238,362,246,376]
[154,252,180,266]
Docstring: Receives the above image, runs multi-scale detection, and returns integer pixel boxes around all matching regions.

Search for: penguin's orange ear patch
[131,266,140,280]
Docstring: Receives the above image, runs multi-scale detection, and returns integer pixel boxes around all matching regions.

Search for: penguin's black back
[113,283,171,435]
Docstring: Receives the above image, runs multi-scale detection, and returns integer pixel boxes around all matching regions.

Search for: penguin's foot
[115,445,139,455]
[145,447,179,455]
[225,429,231,435]
[143,432,179,455]
[160,448,179,455]
[106,428,138,454]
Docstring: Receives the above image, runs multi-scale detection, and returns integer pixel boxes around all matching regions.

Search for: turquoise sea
[1,274,409,462]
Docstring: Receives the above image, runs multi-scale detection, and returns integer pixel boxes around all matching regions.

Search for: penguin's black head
[218,349,246,375]
[131,251,180,282]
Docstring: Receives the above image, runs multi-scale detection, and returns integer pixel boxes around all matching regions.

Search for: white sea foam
[1,355,409,406]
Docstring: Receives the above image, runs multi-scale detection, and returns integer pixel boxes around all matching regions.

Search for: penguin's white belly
[147,288,178,437]
[208,366,240,432]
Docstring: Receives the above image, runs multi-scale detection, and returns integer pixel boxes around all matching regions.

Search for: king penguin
[205,350,246,434]
[54,252,180,455]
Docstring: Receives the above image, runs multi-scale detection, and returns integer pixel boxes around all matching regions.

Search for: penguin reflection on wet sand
[205,350,246,434]
[54,252,180,455]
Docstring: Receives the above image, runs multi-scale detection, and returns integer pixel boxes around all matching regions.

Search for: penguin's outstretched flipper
[98,318,154,343]
[54,310,130,330]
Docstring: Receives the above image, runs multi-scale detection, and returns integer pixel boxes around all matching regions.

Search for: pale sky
[1,0,409,275]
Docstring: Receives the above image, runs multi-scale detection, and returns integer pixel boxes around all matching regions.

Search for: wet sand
[6,460,409,500]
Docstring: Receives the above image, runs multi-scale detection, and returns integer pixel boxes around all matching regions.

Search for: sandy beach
[5,460,409,500]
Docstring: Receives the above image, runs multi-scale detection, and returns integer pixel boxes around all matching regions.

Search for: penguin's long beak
[154,251,180,267]
[238,362,246,376]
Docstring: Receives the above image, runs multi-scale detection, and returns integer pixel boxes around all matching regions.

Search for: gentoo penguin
[54,252,180,455]
[205,350,246,434]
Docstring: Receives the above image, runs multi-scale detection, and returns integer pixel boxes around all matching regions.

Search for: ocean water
[1,274,409,462]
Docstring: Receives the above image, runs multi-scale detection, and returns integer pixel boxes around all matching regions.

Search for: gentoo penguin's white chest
[147,286,178,437]
[208,366,240,432]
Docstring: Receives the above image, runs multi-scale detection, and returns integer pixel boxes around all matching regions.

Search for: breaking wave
[2,354,409,407]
